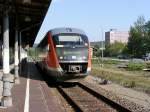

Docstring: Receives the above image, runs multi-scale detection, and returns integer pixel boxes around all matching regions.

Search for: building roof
[0,0,52,46]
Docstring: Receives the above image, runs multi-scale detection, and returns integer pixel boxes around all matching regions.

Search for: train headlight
[59,56,63,59]
[82,56,87,59]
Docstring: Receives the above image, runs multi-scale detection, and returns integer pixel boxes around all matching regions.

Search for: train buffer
[0,61,63,112]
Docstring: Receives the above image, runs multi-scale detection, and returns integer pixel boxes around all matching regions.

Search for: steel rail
[77,82,131,112]
[56,82,131,112]
[56,85,83,112]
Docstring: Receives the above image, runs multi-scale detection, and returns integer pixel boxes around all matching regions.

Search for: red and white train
[37,28,91,79]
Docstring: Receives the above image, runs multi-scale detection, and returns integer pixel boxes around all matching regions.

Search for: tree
[105,42,126,57]
[145,21,150,53]
[93,45,102,57]
[145,21,150,35]
[127,16,146,57]
[134,16,145,34]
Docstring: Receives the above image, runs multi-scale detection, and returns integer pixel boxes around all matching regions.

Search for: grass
[92,58,120,65]
[127,62,146,71]
[91,66,150,93]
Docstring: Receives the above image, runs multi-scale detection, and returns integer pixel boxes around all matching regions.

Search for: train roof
[37,28,87,47]
[49,28,86,36]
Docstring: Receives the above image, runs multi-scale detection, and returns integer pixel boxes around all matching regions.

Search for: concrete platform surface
[0,62,63,112]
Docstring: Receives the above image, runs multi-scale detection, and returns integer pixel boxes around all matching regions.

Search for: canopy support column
[1,13,12,107]
[14,30,20,84]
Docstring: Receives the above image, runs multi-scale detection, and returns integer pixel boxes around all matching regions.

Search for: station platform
[0,61,63,112]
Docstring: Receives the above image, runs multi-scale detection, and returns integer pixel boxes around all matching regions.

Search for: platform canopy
[0,0,52,47]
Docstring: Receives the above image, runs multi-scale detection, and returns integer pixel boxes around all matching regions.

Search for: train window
[53,34,88,46]
[45,44,50,52]
[59,35,83,45]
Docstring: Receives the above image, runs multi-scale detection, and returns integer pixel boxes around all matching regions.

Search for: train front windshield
[53,34,89,47]
[53,34,89,62]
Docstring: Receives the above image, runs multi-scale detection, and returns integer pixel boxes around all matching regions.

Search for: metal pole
[2,13,12,107]
[19,32,22,63]
[101,27,104,67]
[19,31,22,81]
[14,30,20,84]
[100,27,104,67]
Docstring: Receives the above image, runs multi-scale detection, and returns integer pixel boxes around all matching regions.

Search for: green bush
[127,62,146,71]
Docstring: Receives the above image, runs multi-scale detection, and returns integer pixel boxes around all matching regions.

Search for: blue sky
[35,0,150,43]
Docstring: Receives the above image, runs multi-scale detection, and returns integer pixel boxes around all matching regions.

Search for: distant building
[105,29,129,45]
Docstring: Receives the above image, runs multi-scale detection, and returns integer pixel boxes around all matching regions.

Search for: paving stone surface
[0,62,63,112]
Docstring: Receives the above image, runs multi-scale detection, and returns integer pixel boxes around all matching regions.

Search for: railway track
[56,82,131,112]
[37,64,149,112]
